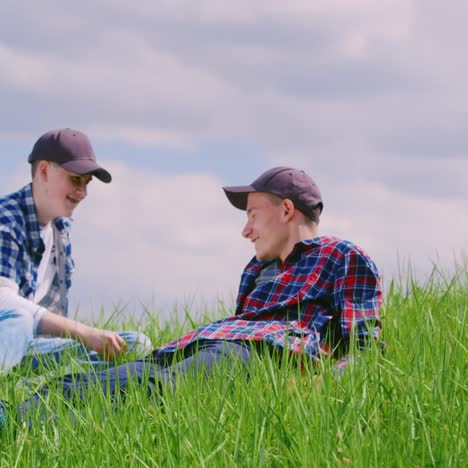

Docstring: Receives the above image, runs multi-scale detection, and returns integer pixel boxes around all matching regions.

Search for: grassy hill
[1,268,466,467]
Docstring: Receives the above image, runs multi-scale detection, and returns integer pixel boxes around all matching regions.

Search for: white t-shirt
[34,222,57,303]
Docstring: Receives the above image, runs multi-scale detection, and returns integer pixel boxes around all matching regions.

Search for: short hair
[265,192,320,225]
[31,160,40,179]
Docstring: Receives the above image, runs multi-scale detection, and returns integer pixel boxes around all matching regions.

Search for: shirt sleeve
[331,247,382,371]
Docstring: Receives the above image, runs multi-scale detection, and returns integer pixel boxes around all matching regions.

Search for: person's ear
[36,161,51,182]
[282,199,295,222]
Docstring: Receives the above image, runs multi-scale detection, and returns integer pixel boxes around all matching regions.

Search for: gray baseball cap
[28,128,112,183]
[223,166,323,222]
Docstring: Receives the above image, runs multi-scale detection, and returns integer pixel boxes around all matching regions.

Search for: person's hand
[81,327,128,360]
[37,313,128,360]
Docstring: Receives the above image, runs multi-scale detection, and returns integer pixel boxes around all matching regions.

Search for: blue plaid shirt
[156,237,382,369]
[0,184,74,316]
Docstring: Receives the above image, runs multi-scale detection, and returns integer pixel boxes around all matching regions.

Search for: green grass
[0,268,466,467]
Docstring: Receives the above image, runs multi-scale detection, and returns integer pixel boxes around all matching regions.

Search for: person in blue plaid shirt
[0,128,152,375]
[1,166,382,426]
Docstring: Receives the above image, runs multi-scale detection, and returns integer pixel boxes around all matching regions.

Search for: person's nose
[75,182,87,200]
[242,220,252,238]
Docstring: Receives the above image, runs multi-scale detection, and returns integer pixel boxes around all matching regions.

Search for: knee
[118,330,153,359]
[0,309,34,373]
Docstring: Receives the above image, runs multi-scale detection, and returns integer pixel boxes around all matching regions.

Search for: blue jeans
[0,308,153,374]
[18,340,253,418]
[0,309,34,373]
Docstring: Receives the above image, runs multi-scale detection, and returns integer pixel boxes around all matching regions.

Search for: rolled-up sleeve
[0,276,48,335]
[331,247,382,371]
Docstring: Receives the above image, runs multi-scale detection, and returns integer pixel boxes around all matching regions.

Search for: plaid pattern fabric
[156,237,382,367]
[0,184,74,316]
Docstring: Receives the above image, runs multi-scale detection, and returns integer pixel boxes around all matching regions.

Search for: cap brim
[60,160,112,183]
[223,185,257,210]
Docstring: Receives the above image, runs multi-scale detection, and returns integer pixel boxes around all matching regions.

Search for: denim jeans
[0,309,34,373]
[18,340,253,419]
[0,308,153,374]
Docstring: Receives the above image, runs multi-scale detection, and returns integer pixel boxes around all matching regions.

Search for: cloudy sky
[1,1,467,323]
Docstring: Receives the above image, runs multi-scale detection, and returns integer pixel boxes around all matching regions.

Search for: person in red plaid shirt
[2,167,382,426]
[154,166,382,370]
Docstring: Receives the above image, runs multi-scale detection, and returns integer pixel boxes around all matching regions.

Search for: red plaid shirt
[156,236,382,369]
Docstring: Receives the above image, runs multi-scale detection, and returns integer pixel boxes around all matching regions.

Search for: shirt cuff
[32,307,48,335]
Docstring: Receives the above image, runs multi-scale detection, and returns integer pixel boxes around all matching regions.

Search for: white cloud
[0,1,465,178]
[0,43,52,93]
[0,1,467,322]
[2,160,466,325]
[67,161,466,323]
[68,162,252,322]
[89,125,190,149]
[320,181,468,287]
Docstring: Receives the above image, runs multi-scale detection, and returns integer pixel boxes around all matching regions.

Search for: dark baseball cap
[223,166,323,222]
[28,128,112,183]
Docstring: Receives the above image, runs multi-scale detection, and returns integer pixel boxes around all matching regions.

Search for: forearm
[37,311,127,359]
[37,311,92,342]
[0,281,89,341]
[0,278,126,358]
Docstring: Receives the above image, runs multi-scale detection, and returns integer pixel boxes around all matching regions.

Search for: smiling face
[33,161,92,224]
[242,192,290,262]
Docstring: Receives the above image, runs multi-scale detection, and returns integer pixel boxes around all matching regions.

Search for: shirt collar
[282,237,324,267]
[244,237,326,273]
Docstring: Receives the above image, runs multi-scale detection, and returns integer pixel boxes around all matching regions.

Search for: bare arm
[0,277,127,360]
[38,312,127,360]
